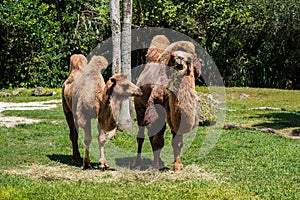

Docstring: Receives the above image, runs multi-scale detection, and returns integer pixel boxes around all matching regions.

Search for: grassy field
[0,87,299,199]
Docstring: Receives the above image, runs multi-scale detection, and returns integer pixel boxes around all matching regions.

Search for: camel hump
[167,41,196,54]
[88,55,108,72]
[149,35,170,50]
[69,54,88,73]
[146,35,170,63]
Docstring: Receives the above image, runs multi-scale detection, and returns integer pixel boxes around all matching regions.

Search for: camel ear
[194,58,201,78]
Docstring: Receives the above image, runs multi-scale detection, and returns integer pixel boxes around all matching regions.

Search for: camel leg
[149,123,166,169]
[82,120,92,169]
[98,125,115,170]
[132,103,146,170]
[132,126,145,170]
[69,122,81,162]
[172,131,183,171]
[62,99,81,162]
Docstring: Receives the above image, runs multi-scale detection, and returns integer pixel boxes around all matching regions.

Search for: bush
[1,0,299,89]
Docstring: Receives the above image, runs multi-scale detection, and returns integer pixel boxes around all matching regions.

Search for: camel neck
[99,86,122,131]
[169,74,197,134]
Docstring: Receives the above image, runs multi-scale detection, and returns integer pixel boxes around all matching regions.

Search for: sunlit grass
[0,88,61,102]
[0,87,299,199]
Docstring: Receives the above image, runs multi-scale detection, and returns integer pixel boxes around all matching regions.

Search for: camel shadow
[47,154,156,171]
[115,157,153,171]
[251,111,300,130]
[47,154,99,169]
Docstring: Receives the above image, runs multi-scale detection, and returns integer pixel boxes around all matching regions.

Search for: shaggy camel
[133,36,201,171]
[62,54,88,162]
[64,55,142,169]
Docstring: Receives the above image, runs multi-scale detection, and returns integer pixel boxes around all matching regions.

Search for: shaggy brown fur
[133,37,201,171]
[69,55,142,169]
[62,54,88,162]
[134,35,171,127]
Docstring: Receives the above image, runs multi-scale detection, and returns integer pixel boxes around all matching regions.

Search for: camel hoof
[174,162,183,171]
[82,158,91,170]
[99,163,110,171]
[82,164,92,170]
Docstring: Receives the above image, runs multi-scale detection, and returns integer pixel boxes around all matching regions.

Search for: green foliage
[1,0,299,88]
[214,0,299,88]
[133,0,300,89]
[0,0,110,88]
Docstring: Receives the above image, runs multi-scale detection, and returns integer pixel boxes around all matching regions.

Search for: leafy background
[1,0,299,89]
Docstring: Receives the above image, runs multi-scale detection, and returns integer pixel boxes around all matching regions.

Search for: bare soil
[0,99,60,127]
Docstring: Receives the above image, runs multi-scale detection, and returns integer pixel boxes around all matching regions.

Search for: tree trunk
[109,0,121,74]
[118,0,134,131]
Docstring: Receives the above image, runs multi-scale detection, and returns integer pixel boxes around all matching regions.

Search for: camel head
[169,50,195,76]
[69,54,88,73]
[106,74,143,99]
[158,41,201,78]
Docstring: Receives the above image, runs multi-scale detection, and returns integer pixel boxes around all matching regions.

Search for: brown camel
[62,54,88,162]
[63,55,142,169]
[96,73,142,169]
[133,36,201,171]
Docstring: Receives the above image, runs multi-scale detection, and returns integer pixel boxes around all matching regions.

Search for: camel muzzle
[133,88,143,97]
[177,64,188,76]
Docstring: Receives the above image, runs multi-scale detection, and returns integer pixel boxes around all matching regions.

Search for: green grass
[0,88,61,102]
[224,87,300,136]
[0,87,299,199]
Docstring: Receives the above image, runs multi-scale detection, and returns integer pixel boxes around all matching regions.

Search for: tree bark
[118,0,134,131]
[110,0,121,74]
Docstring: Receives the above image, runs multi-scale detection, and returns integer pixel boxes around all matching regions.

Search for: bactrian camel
[63,55,142,170]
[133,35,201,171]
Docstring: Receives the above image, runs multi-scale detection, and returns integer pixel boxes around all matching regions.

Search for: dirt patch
[0,114,41,128]
[4,164,219,184]
[0,99,60,127]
